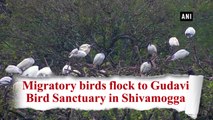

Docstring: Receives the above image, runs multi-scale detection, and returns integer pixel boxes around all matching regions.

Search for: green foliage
[0,0,212,119]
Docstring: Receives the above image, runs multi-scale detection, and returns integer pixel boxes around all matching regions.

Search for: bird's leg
[66,65,71,75]
[185,38,191,49]
[179,60,186,73]
[43,57,49,67]
[97,65,100,70]
[171,61,177,74]
[169,46,173,54]
[151,54,157,69]
[135,45,142,65]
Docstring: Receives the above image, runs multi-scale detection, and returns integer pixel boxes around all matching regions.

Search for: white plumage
[69,44,91,58]
[36,67,53,77]
[76,50,87,57]
[169,37,179,46]
[71,70,81,76]
[62,65,72,74]
[0,76,12,85]
[79,44,91,55]
[17,57,35,71]
[22,65,39,77]
[140,62,151,74]
[147,44,157,55]
[93,53,105,66]
[171,49,190,61]
[72,70,81,74]
[5,65,22,74]
[99,70,106,74]
[69,49,87,58]
[69,48,78,58]
[185,27,196,38]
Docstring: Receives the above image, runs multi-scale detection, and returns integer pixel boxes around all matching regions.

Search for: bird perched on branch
[17,57,35,71]
[36,67,53,77]
[71,70,81,77]
[5,65,22,74]
[185,27,196,38]
[69,48,78,57]
[21,65,39,77]
[69,48,87,58]
[140,61,152,75]
[93,53,105,68]
[79,44,91,55]
[69,44,91,59]
[169,37,179,47]
[0,76,12,86]
[62,64,72,75]
[147,44,157,55]
[170,49,189,61]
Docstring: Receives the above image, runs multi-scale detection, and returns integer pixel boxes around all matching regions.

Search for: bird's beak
[68,54,73,58]
[165,56,172,62]
[90,43,95,47]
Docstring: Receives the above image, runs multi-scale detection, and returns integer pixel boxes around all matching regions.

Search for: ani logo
[180,12,193,21]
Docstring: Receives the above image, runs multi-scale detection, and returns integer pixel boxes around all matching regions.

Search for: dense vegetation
[0,0,212,119]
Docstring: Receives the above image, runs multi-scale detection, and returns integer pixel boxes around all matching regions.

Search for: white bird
[99,70,106,74]
[93,53,105,67]
[171,49,190,61]
[79,44,91,55]
[185,27,196,38]
[62,65,72,75]
[76,50,87,57]
[147,44,157,55]
[17,57,35,71]
[0,76,12,85]
[140,62,152,74]
[36,67,53,77]
[71,70,81,76]
[21,65,39,77]
[5,65,22,74]
[69,48,79,58]
[69,49,87,58]
[169,37,179,46]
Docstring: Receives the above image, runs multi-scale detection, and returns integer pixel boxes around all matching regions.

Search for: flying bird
[171,49,190,61]
[79,44,91,55]
[5,65,22,74]
[93,53,105,67]
[140,61,152,74]
[169,37,179,46]
[185,27,196,38]
[62,64,72,75]
[17,57,35,71]
[21,65,39,77]
[36,67,53,77]
[147,44,157,55]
